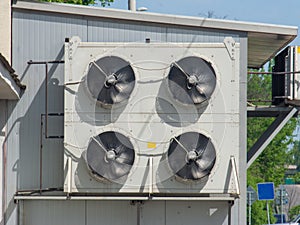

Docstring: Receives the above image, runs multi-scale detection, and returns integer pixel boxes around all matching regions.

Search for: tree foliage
[40,0,114,7]
[247,66,298,225]
[289,205,300,220]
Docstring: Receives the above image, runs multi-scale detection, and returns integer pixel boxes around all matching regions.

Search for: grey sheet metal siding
[11,10,88,190]
[88,19,240,43]
[11,9,242,192]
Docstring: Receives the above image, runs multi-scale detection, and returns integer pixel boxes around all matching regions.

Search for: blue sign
[257,182,275,200]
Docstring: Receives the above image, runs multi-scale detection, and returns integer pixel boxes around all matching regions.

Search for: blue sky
[106,0,300,45]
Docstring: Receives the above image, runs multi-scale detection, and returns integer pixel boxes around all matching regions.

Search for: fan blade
[197,142,216,170]
[176,164,191,180]
[167,132,216,181]
[167,56,216,105]
[172,62,190,78]
[86,132,135,181]
[190,89,206,104]
[115,147,135,165]
[191,162,209,179]
[195,157,216,171]
[91,61,109,77]
[110,160,132,179]
[87,56,135,106]
[168,141,188,173]
[177,132,200,151]
[86,138,109,177]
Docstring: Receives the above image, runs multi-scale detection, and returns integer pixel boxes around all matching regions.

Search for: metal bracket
[230,156,240,196]
[247,107,298,168]
[67,36,81,61]
[224,37,236,60]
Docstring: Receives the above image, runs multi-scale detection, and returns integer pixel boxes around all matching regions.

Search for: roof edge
[0,53,26,99]
[13,1,298,36]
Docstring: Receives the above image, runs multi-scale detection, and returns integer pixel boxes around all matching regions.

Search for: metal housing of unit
[64,36,240,195]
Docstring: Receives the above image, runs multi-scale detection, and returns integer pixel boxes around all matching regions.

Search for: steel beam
[247,107,298,168]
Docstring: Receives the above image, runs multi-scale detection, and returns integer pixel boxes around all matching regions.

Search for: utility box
[273,46,300,105]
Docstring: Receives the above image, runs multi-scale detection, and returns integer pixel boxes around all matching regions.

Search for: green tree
[41,0,114,7]
[289,205,300,220]
[287,140,300,166]
[247,66,298,225]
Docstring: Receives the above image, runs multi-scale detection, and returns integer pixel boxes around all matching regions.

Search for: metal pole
[267,201,270,225]
[128,0,136,11]
[281,186,283,223]
[249,193,251,225]
[45,62,48,138]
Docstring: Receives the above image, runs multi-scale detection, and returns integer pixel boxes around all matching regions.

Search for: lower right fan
[167,132,216,182]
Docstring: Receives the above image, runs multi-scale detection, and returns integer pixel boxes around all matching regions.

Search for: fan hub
[106,150,116,161]
[186,150,198,162]
[187,75,198,86]
[105,75,117,87]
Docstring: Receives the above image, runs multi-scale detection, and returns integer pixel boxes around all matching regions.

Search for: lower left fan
[86,131,135,182]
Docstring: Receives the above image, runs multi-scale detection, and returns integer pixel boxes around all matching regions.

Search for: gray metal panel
[166,27,240,43]
[87,201,137,225]
[11,11,88,190]
[166,201,229,225]
[140,201,166,225]
[23,200,85,225]
[88,19,167,42]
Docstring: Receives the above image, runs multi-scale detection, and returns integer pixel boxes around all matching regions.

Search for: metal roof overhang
[0,54,21,99]
[13,1,298,68]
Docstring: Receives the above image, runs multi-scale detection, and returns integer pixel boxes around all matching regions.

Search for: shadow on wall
[12,46,65,195]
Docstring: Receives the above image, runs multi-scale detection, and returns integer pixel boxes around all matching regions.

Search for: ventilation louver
[167,132,216,181]
[86,131,135,181]
[86,56,135,107]
[167,56,216,105]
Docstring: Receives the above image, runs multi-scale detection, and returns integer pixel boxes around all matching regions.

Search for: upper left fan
[86,56,136,107]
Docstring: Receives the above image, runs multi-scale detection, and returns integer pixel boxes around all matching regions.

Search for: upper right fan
[167,56,217,105]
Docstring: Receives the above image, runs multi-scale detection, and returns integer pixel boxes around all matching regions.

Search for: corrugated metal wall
[8,6,246,225]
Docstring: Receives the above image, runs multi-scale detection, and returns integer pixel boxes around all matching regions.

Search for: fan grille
[86,56,135,107]
[167,56,216,105]
[167,132,216,181]
[86,131,135,181]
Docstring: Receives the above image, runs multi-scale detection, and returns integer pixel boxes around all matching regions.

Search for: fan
[86,131,135,181]
[167,132,216,181]
[167,56,216,105]
[86,56,135,107]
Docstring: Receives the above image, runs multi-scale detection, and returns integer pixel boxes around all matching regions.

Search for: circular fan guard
[86,131,135,181]
[167,56,216,105]
[86,56,136,106]
[167,132,216,181]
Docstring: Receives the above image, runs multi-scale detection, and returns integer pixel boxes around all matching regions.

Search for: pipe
[2,100,8,224]
[247,71,300,75]
[67,157,72,194]
[39,114,43,194]
[45,62,48,138]
[14,195,235,201]
[128,0,136,11]
[27,60,64,139]
[149,157,153,196]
